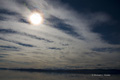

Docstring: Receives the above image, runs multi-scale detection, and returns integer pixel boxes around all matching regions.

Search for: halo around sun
[29,12,43,25]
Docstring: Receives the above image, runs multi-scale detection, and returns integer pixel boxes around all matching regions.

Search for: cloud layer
[0,0,120,69]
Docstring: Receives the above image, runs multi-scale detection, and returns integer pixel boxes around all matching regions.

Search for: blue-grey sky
[0,0,120,69]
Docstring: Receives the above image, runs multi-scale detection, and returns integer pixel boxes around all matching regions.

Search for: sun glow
[29,12,43,25]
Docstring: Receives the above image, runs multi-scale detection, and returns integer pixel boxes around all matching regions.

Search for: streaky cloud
[48,47,63,50]
[0,37,35,48]
[0,29,17,34]
[0,15,7,21]
[47,15,84,40]
[0,8,19,16]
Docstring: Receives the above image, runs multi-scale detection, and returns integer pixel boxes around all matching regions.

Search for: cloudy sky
[0,0,120,69]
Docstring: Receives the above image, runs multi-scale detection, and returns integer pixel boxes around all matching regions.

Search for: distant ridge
[0,68,120,74]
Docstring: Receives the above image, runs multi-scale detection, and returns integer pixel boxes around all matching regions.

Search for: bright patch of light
[29,12,43,25]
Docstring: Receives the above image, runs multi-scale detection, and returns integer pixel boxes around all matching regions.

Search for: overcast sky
[0,0,120,69]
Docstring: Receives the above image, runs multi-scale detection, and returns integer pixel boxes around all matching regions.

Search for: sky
[0,0,120,69]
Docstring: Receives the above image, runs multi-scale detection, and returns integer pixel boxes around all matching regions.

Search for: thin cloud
[0,0,120,69]
[48,47,63,50]
[47,15,84,40]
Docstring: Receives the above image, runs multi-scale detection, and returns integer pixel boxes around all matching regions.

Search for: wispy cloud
[0,0,120,69]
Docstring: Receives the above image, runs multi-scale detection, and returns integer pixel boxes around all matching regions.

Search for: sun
[29,12,43,25]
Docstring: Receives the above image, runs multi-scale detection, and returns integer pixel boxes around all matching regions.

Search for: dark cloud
[15,42,34,47]
[0,29,54,43]
[48,47,63,50]
[15,0,37,11]
[0,29,17,34]
[0,46,18,49]
[0,8,27,23]
[19,18,29,24]
[0,37,34,48]
[0,16,7,21]
[22,33,54,43]
[0,8,19,16]
[61,43,69,46]
[0,54,9,56]
[15,0,28,5]
[0,54,9,58]
[0,55,5,58]
[0,28,54,48]
[2,60,32,64]
[47,15,84,40]
[96,64,103,67]
[0,45,20,51]
[0,8,30,25]
[83,52,96,57]
[17,53,26,56]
